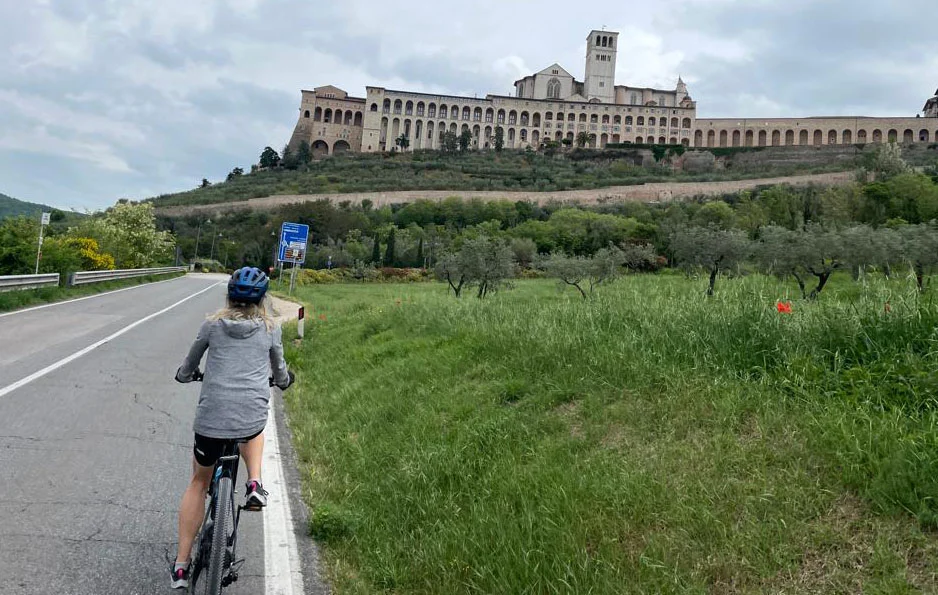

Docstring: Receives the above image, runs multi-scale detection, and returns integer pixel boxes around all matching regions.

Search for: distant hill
[0,193,55,220]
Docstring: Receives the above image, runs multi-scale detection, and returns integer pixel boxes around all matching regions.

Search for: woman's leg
[176,458,214,564]
[240,431,264,482]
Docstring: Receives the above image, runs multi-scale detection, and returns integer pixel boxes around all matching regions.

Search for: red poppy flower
[776,301,793,314]
[319,313,327,321]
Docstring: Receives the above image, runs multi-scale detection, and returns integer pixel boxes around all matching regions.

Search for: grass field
[0,272,186,313]
[282,273,938,594]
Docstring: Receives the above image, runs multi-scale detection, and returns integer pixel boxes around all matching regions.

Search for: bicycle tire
[205,476,232,594]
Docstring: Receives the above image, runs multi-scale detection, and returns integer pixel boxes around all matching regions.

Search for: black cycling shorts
[193,430,263,467]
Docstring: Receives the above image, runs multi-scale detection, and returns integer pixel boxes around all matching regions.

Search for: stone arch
[391,118,401,145]
[772,130,780,146]
[486,108,494,123]
[427,121,435,148]
[472,124,481,147]
[520,129,528,142]
[579,113,587,123]
[555,131,563,140]
[602,114,610,124]
[745,130,753,146]
[649,117,656,126]
[314,107,322,121]
[719,130,728,147]
[600,133,609,147]
[462,106,471,121]
[532,113,541,127]
[333,140,350,154]
[414,120,423,149]
[872,129,882,143]
[461,123,469,134]
[920,129,929,142]
[626,116,633,125]
[484,125,492,148]
[370,103,378,112]
[785,130,794,145]
[590,114,599,124]
[669,136,677,144]
[497,109,505,124]
[758,130,767,146]
[671,117,678,128]
[568,113,576,122]
[303,109,310,118]
[637,116,645,126]
[799,130,809,145]
[380,117,389,145]
[324,108,332,123]
[474,107,483,122]
[658,136,666,145]
[428,103,436,118]
[415,102,424,117]
[393,99,402,114]
[828,130,837,145]
[405,101,414,115]
[439,104,448,119]
[887,129,897,143]
[545,111,553,121]
[508,127,516,147]
[520,111,529,126]
[635,136,643,144]
[732,130,741,146]
[612,134,620,143]
[857,129,868,143]
[842,129,852,144]
[694,130,703,146]
[509,110,518,125]
[903,129,914,143]
[613,115,621,125]
[682,138,690,147]
[532,130,540,145]
[344,111,352,125]
[311,140,329,158]
[813,130,823,146]
[354,112,363,126]
[682,118,692,129]
[707,130,715,147]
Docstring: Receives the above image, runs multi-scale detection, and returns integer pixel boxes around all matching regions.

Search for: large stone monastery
[289,29,938,158]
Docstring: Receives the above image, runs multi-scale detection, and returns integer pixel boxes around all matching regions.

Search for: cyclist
[170,266,294,589]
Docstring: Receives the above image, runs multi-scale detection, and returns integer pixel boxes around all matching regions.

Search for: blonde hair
[208,294,277,332]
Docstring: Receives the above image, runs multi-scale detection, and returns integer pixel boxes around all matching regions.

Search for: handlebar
[176,367,294,389]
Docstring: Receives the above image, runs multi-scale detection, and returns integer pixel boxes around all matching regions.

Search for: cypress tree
[416,237,424,268]
[371,232,381,263]
[383,228,396,267]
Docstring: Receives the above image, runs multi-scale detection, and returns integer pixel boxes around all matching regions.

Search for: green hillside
[149,146,871,208]
[0,192,54,219]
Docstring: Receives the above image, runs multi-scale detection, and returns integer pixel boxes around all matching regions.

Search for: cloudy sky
[2,0,935,211]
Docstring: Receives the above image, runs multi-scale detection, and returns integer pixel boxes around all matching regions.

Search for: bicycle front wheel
[204,476,232,595]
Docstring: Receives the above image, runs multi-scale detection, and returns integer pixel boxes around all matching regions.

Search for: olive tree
[757,224,846,299]
[670,226,751,296]
[541,245,624,298]
[435,236,515,298]
[899,222,938,292]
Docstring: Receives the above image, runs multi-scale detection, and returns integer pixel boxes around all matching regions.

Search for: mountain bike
[186,371,294,594]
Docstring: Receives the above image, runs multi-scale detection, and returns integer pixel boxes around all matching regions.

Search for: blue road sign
[278,222,309,264]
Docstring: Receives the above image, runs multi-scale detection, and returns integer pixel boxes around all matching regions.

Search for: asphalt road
[0,275,315,594]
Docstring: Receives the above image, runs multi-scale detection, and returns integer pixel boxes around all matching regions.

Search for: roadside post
[278,222,309,296]
[34,211,50,275]
[297,306,305,339]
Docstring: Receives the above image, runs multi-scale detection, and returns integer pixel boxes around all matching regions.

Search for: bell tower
[584,29,618,103]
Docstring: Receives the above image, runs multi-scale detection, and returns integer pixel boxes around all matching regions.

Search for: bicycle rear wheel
[190,477,231,595]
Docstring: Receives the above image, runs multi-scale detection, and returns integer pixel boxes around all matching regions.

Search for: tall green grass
[284,275,938,594]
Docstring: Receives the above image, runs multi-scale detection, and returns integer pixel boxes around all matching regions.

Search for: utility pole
[34,212,50,275]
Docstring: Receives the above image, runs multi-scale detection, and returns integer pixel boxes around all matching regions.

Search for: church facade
[288,30,938,158]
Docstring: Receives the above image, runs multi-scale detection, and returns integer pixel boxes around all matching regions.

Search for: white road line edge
[0,273,190,319]
[264,398,305,595]
[0,281,224,399]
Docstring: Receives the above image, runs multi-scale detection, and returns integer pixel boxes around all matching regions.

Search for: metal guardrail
[0,273,61,292]
[68,266,187,286]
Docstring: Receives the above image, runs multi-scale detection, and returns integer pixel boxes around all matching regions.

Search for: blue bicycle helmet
[228,266,269,304]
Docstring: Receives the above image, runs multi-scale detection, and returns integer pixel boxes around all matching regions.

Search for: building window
[547,78,561,99]
[599,82,604,87]
[552,69,559,74]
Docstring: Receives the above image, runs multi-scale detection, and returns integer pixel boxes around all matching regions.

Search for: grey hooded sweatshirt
[178,318,290,439]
